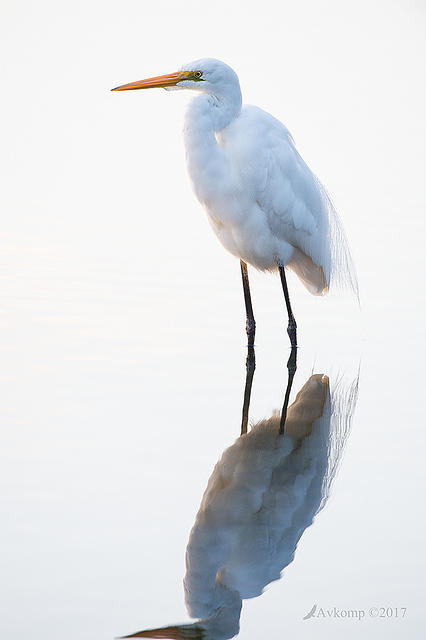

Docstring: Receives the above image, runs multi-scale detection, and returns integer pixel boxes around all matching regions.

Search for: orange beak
[118,623,204,639]
[111,71,189,92]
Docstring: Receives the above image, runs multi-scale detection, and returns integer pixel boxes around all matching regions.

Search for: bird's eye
[193,70,203,79]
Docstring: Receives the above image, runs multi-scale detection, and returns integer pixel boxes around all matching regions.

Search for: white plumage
[113,58,358,299]
[121,373,359,640]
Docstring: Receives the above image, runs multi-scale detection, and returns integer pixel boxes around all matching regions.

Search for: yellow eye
[193,70,203,79]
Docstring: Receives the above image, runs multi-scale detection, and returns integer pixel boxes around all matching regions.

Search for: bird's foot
[246,317,256,348]
[287,317,297,348]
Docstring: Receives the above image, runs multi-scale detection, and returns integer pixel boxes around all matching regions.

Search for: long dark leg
[279,346,297,435]
[240,260,256,348]
[241,346,256,435]
[278,262,297,348]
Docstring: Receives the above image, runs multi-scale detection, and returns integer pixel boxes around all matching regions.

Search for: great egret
[112,59,358,347]
[119,371,359,640]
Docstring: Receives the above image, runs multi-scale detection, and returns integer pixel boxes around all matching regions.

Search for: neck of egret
[112,58,358,348]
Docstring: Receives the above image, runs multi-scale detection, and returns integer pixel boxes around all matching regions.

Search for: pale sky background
[1,1,426,639]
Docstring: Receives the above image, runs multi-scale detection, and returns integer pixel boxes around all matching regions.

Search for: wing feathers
[237,106,358,297]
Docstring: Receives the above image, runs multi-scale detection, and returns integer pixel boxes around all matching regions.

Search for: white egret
[119,372,359,640]
[112,59,358,347]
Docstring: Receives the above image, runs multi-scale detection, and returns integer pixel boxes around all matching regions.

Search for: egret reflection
[121,360,358,640]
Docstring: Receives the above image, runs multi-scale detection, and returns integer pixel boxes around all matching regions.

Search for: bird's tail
[319,181,359,301]
[317,373,359,513]
[286,182,359,300]
[287,248,329,296]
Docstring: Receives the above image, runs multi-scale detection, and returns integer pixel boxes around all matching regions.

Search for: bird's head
[111,58,240,100]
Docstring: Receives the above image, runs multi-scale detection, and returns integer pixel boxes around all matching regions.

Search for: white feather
[180,373,358,640]
[181,58,358,297]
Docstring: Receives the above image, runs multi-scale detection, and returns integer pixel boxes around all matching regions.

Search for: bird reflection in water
[120,351,358,640]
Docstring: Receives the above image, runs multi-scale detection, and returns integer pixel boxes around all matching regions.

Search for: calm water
[1,236,424,640]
